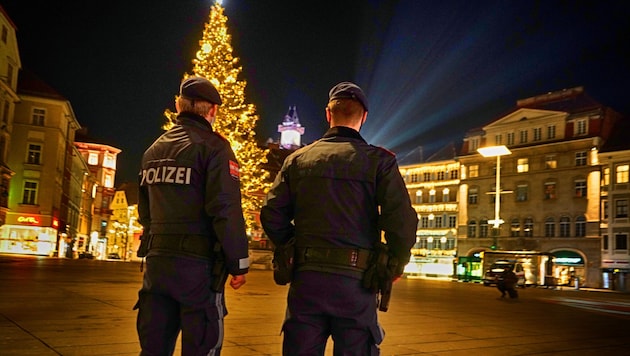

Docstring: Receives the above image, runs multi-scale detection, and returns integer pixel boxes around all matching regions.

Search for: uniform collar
[177,112,213,130]
[322,126,366,143]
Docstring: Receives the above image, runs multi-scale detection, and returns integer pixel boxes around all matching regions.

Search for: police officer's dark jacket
[139,112,249,275]
[261,126,418,278]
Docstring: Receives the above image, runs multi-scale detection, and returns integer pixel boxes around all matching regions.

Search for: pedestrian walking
[260,81,418,355]
[134,76,250,355]
[497,266,519,299]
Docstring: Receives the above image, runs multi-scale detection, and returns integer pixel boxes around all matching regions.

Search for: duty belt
[295,246,373,270]
[149,234,213,258]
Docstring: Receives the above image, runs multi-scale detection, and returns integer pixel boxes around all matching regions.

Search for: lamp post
[477,145,512,250]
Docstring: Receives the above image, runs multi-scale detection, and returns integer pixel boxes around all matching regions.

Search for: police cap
[328,81,368,111]
[179,76,222,105]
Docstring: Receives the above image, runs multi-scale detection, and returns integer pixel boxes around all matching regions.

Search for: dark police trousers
[283,270,384,356]
[135,254,225,356]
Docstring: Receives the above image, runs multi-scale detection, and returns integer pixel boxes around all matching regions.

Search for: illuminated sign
[17,216,41,225]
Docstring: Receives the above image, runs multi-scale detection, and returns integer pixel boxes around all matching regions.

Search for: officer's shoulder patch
[229,160,240,180]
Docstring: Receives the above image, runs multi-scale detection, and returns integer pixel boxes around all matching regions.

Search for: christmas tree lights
[165,1,271,233]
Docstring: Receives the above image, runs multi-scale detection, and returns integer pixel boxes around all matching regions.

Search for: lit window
[603,167,610,186]
[104,174,114,188]
[22,181,38,205]
[511,219,520,237]
[517,158,529,173]
[524,218,534,237]
[468,165,479,178]
[545,155,557,169]
[88,152,99,165]
[616,164,629,184]
[32,108,45,126]
[544,182,556,199]
[103,153,116,169]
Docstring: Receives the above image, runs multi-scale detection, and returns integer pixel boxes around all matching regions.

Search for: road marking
[540,297,630,318]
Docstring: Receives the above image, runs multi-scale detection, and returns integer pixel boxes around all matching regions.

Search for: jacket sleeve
[260,161,295,247]
[376,156,418,275]
[204,144,249,275]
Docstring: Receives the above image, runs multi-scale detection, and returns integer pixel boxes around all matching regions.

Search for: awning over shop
[552,250,584,266]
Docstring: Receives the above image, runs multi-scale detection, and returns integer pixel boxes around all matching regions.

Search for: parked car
[482,260,526,287]
[78,251,94,259]
[106,253,121,260]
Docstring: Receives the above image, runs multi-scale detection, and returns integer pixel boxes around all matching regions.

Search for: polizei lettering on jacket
[141,166,192,185]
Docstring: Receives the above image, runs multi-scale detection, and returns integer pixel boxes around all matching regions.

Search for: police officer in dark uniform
[260,82,418,355]
[135,76,249,355]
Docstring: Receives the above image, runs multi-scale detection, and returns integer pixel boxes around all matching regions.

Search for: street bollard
[574,277,579,290]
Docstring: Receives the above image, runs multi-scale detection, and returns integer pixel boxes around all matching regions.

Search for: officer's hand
[230,274,246,290]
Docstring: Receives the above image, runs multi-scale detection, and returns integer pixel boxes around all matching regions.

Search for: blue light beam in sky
[354,1,618,160]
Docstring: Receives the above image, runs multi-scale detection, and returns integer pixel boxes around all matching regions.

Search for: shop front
[551,250,585,287]
[0,213,59,256]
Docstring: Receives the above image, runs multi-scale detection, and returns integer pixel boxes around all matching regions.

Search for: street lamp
[477,145,512,250]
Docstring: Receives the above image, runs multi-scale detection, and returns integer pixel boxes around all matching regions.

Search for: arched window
[545,217,555,237]
[479,219,489,237]
[575,215,586,237]
[524,218,534,237]
[511,218,520,237]
[467,220,477,238]
[560,216,571,237]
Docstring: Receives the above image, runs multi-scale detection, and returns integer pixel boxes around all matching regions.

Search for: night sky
[3,1,629,184]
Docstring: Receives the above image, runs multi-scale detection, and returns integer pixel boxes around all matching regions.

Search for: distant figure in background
[497,266,518,299]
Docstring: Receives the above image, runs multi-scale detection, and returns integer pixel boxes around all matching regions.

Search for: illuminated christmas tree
[165,0,270,233]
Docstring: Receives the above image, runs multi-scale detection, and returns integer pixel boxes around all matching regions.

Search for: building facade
[598,119,630,290]
[0,6,21,228]
[74,135,121,259]
[1,70,80,256]
[400,144,460,280]
[457,87,622,288]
